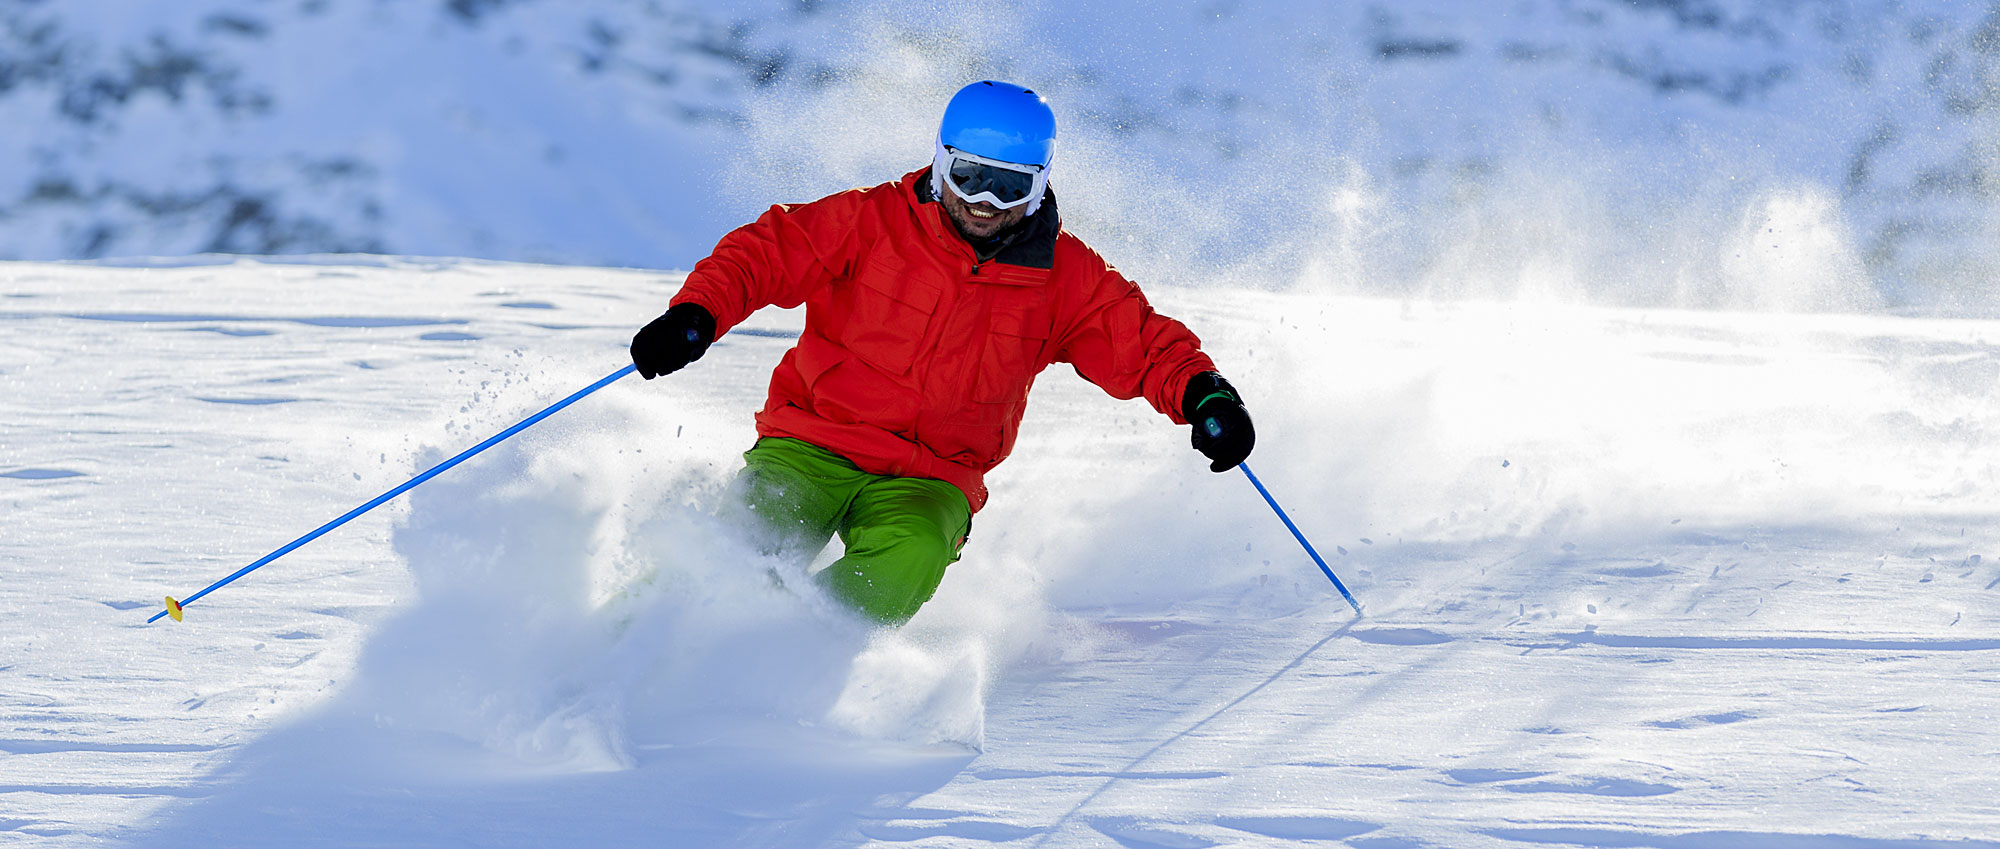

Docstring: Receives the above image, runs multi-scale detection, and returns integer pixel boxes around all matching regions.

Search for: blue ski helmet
[938,80,1056,168]
[932,81,1057,215]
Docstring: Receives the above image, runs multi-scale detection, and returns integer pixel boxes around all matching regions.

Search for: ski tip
[164,596,184,623]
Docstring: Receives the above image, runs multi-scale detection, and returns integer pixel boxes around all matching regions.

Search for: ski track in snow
[3,259,1999,847]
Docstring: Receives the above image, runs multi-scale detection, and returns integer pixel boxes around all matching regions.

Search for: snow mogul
[629,80,1254,625]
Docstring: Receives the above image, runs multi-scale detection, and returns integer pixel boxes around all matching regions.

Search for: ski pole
[1238,461,1363,616]
[150,363,638,624]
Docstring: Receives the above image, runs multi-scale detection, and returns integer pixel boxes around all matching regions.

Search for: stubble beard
[942,191,1025,242]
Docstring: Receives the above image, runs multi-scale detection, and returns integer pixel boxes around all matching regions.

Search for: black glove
[630,303,717,379]
[1182,371,1254,473]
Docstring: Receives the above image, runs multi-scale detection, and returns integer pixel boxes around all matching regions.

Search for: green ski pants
[725,437,971,625]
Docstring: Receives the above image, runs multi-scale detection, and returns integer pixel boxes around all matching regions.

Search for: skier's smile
[941,188,1024,242]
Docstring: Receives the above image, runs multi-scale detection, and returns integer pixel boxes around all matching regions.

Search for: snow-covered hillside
[6,2,2000,846]
[3,1,1998,311]
[4,259,1999,847]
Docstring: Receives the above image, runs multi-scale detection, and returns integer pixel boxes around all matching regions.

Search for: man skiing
[630,80,1254,625]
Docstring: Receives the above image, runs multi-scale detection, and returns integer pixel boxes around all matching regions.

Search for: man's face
[941,185,1027,242]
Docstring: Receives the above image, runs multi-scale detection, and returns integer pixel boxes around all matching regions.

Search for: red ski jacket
[670,168,1217,512]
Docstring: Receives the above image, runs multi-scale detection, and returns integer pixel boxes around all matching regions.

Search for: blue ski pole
[1238,461,1363,616]
[150,363,637,624]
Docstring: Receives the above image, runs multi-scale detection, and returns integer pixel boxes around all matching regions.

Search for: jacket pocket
[973,300,1052,404]
[841,267,941,376]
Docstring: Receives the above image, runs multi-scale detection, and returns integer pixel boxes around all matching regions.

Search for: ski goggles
[934,144,1048,210]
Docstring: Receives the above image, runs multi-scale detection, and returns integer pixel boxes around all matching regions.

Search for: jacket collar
[909,167,1059,270]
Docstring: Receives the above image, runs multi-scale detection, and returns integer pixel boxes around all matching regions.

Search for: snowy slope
[3,0,1998,310]
[4,258,1999,847]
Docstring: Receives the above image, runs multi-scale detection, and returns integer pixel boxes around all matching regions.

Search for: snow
[6,1,2000,308]
[3,2,2000,844]
[4,256,1999,847]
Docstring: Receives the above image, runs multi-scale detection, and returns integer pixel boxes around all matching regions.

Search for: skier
[630,80,1253,625]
